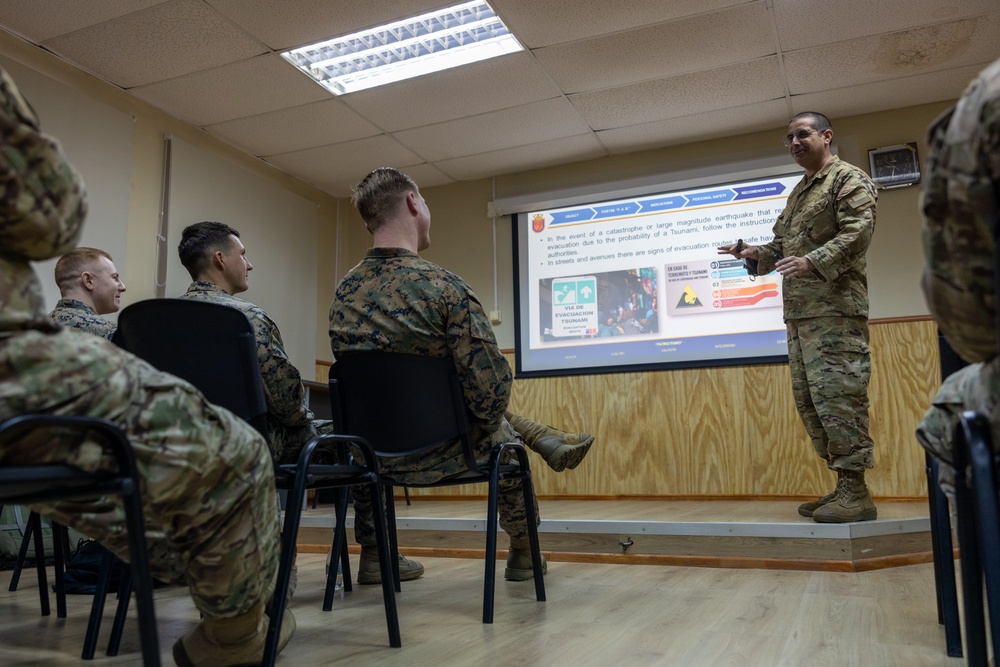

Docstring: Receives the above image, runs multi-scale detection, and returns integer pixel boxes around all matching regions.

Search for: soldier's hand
[775,256,814,279]
[717,242,759,260]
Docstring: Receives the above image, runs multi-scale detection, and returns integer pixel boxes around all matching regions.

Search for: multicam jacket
[49,298,116,340]
[752,156,878,320]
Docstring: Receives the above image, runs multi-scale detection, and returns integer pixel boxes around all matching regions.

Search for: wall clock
[867,143,920,189]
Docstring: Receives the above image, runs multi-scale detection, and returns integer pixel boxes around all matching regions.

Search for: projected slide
[515,170,802,377]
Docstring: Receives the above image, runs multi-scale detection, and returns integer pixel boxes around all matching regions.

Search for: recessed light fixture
[281,0,523,96]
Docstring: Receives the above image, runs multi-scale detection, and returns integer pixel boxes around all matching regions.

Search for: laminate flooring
[0,551,969,666]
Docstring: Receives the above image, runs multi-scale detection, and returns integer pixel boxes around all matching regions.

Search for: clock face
[868,143,920,188]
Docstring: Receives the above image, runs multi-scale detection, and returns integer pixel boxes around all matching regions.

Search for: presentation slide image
[538,268,658,343]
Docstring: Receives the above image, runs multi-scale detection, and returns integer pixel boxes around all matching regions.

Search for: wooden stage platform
[294,498,937,573]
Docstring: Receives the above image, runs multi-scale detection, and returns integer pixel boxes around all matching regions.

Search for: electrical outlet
[489,310,502,325]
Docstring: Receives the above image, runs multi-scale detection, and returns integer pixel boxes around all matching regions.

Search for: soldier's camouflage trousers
[0,329,280,619]
[786,316,875,471]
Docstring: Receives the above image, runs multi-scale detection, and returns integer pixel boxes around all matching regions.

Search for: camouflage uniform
[750,156,878,471]
[0,67,278,619]
[916,57,1000,489]
[329,247,535,547]
[181,280,333,463]
[49,297,116,339]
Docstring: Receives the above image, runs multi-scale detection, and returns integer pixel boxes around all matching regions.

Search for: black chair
[114,298,401,665]
[329,351,546,624]
[951,411,1000,666]
[0,414,160,666]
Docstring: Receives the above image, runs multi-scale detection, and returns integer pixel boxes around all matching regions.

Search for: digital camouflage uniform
[916,57,1000,491]
[0,67,279,619]
[749,155,878,471]
[181,280,333,463]
[49,297,116,339]
[329,247,535,547]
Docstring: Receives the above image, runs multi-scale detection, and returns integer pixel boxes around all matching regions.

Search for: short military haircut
[351,167,419,232]
[54,247,113,293]
[178,221,240,279]
[791,111,833,134]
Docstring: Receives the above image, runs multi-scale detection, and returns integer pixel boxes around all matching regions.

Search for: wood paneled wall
[315,318,940,499]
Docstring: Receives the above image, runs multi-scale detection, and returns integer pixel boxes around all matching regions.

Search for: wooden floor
[297,498,935,571]
[0,552,969,666]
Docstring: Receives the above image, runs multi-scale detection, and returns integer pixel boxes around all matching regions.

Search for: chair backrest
[329,352,477,469]
[112,298,267,435]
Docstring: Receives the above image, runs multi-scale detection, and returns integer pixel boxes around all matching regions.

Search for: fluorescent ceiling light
[281,0,523,96]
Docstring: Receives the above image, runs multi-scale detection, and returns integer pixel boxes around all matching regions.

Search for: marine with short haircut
[49,246,125,339]
[331,167,595,581]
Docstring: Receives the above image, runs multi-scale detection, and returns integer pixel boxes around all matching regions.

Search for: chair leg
[926,454,962,656]
[51,522,69,619]
[107,563,133,656]
[82,549,116,660]
[8,509,36,592]
[385,484,401,592]
[368,480,401,648]
[323,488,350,611]
[521,474,546,604]
[264,460,310,667]
[954,423,989,667]
[483,469,500,624]
[966,415,1000,659]
[30,512,50,617]
[119,485,160,667]
[404,487,411,506]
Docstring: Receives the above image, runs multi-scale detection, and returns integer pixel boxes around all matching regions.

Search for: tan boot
[506,412,594,472]
[358,548,424,585]
[812,469,878,523]
[172,600,296,667]
[505,537,547,581]
[797,475,841,517]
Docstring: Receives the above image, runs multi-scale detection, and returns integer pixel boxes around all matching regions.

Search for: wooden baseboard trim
[389,493,928,503]
[296,543,945,573]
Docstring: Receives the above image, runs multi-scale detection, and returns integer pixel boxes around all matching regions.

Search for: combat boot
[505,412,594,472]
[505,537,547,581]
[357,548,424,585]
[172,599,296,667]
[812,469,877,523]
[797,473,842,517]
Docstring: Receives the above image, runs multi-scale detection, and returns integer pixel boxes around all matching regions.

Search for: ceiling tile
[264,134,423,188]
[0,0,168,42]
[571,57,785,130]
[784,13,1000,94]
[493,0,751,48]
[532,2,773,94]
[341,52,561,132]
[789,63,989,120]
[773,0,1000,51]
[393,98,592,162]
[130,54,331,125]
[434,133,608,181]
[41,0,266,88]
[206,0,452,51]
[597,99,790,154]
[206,98,381,156]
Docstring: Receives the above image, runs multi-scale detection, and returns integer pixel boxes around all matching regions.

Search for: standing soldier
[719,112,879,523]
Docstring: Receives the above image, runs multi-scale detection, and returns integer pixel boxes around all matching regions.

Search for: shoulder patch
[845,189,876,213]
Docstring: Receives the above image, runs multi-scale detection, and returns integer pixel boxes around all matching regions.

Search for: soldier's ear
[80,270,95,291]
